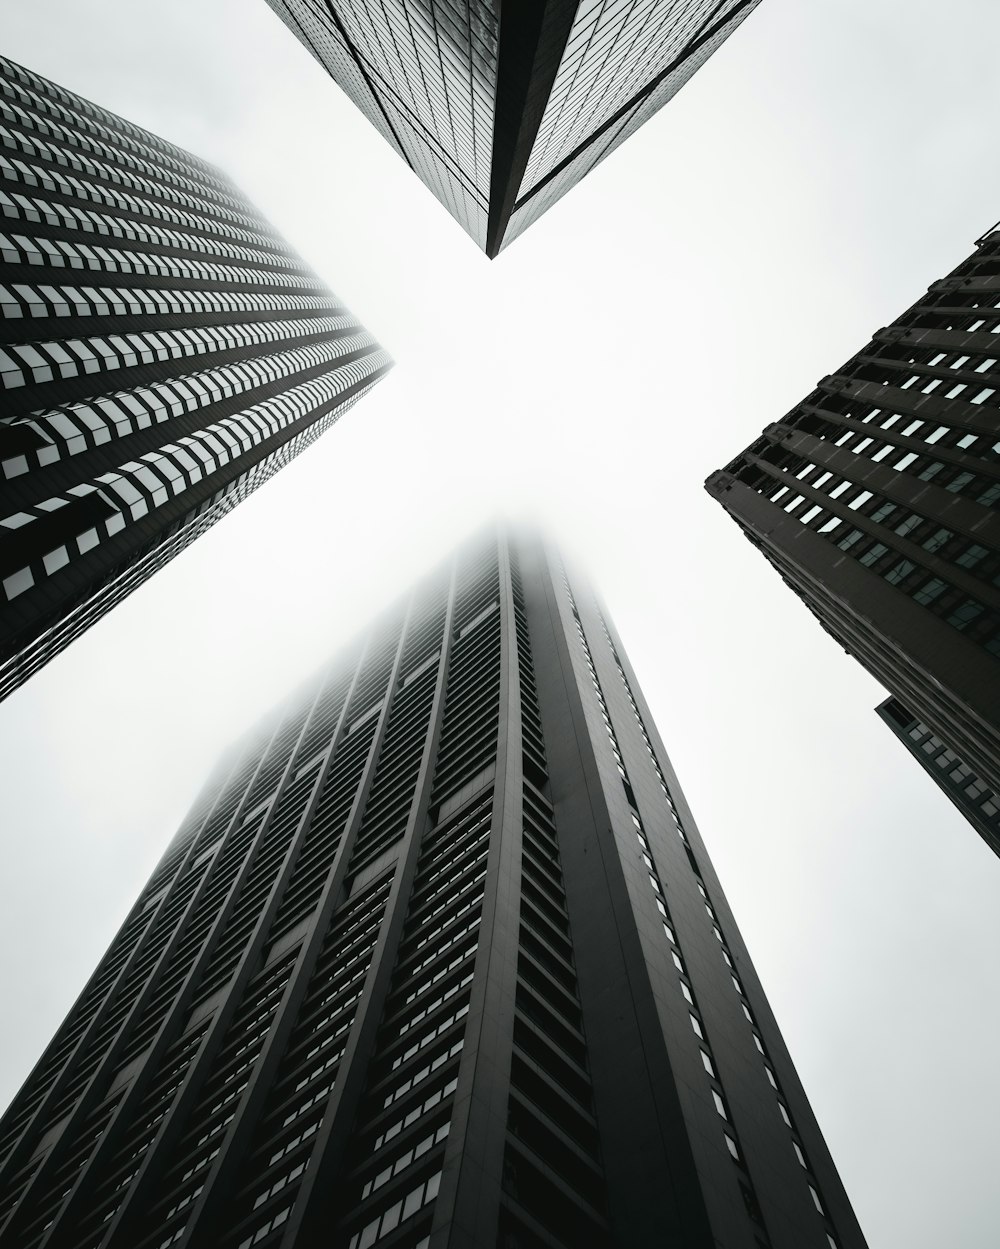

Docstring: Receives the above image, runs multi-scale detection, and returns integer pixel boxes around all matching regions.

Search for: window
[858,543,888,567]
[957,544,988,568]
[701,1051,715,1077]
[922,528,952,553]
[347,1172,441,1249]
[712,1090,727,1120]
[884,559,915,585]
[237,1204,290,1248]
[947,600,984,629]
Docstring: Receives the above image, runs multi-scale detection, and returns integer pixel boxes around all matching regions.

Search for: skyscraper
[265,0,761,257]
[0,528,866,1249]
[876,697,1000,858]
[706,225,1000,858]
[0,55,391,702]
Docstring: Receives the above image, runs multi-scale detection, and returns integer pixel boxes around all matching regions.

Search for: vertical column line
[522,538,716,1247]
[102,638,372,1249]
[0,746,246,1186]
[38,687,330,1249]
[485,0,578,257]
[0,714,290,1247]
[507,0,757,216]
[429,530,523,1248]
[284,560,457,1246]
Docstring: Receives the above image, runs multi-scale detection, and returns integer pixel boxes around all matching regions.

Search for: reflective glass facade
[502,0,759,249]
[0,529,867,1249]
[707,228,1000,858]
[266,0,761,256]
[0,56,391,701]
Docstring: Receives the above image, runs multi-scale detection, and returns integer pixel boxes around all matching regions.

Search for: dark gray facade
[0,55,390,702]
[707,227,1000,859]
[265,0,761,256]
[0,529,865,1249]
[877,696,1000,857]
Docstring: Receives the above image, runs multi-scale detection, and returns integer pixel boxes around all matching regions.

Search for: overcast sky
[3,2,1000,1245]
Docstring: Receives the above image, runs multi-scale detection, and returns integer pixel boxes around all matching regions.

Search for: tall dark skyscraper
[0,56,390,702]
[265,0,761,257]
[876,696,1000,857]
[0,529,866,1249]
[707,226,1000,859]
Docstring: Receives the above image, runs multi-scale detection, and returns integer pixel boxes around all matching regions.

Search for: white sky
[3,2,1000,1245]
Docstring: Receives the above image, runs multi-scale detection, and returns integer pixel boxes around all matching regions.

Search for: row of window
[346,1170,438,1249]
[905,720,1000,823]
[0,95,249,217]
[372,1076,459,1155]
[401,939,477,1011]
[1,124,271,234]
[1,60,237,207]
[2,267,333,324]
[5,334,375,497]
[698,868,836,1241]
[562,581,774,1230]
[3,332,377,482]
[1,314,357,392]
[0,200,303,277]
[568,577,842,1244]
[380,1038,463,1114]
[0,150,283,249]
[761,454,1000,659]
[1,352,383,603]
[361,1122,449,1200]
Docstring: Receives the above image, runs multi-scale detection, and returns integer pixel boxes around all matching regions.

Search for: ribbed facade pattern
[707,228,1000,854]
[0,55,390,700]
[0,531,866,1248]
[264,0,760,257]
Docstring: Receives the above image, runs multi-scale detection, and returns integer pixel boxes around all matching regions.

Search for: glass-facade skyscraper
[0,528,867,1249]
[265,0,762,256]
[0,56,390,702]
[707,226,1000,859]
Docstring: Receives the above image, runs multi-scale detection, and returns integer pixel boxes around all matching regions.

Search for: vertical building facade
[265,0,761,256]
[0,529,866,1249]
[0,55,391,701]
[876,697,1000,857]
[706,226,1000,857]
